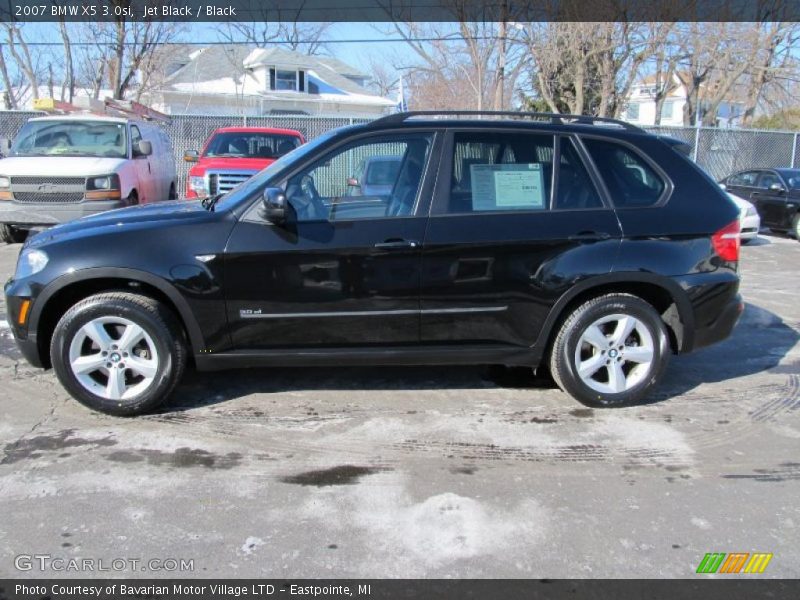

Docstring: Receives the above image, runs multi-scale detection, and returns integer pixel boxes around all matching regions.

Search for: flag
[396,76,408,112]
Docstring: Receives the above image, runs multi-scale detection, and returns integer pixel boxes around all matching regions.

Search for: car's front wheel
[0,224,28,244]
[50,292,187,416]
[792,213,800,240]
[549,293,670,407]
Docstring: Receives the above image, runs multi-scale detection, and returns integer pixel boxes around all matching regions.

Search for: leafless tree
[218,17,333,55]
[0,42,18,109]
[1,23,41,101]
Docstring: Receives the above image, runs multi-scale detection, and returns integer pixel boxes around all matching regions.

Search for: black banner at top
[0,0,799,23]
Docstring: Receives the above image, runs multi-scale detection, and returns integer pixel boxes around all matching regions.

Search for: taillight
[712,220,740,262]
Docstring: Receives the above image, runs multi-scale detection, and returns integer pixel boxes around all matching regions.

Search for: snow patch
[241,537,265,556]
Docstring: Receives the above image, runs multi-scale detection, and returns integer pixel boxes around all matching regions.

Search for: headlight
[0,175,9,189]
[86,174,119,191]
[189,176,207,197]
[15,249,49,279]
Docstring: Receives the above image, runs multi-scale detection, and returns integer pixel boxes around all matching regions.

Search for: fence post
[792,132,798,168]
[693,126,701,162]
[243,115,248,127]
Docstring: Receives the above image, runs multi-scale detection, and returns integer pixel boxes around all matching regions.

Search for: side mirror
[769,182,786,193]
[184,150,199,163]
[134,140,152,157]
[261,187,287,224]
[347,177,359,187]
[0,137,10,156]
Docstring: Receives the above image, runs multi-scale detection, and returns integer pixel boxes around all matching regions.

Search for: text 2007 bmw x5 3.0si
[4,111,743,416]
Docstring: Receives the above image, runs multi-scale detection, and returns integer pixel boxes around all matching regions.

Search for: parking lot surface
[1,236,798,578]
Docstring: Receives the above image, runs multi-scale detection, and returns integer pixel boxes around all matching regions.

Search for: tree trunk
[0,43,17,109]
[59,20,74,103]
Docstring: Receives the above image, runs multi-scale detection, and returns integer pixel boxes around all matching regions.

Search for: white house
[622,72,745,128]
[141,46,395,117]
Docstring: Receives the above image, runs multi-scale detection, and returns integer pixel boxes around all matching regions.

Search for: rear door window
[583,138,666,208]
[439,131,554,214]
[553,138,603,210]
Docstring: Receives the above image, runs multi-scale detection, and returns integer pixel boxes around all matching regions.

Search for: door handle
[374,239,420,249]
[568,231,612,242]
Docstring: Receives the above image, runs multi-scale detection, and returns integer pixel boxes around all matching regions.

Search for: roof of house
[160,46,393,107]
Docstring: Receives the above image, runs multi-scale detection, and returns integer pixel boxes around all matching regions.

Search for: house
[141,46,395,117]
[622,72,746,128]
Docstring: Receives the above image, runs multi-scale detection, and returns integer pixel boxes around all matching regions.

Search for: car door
[752,171,787,229]
[223,130,441,349]
[129,124,153,203]
[420,130,622,348]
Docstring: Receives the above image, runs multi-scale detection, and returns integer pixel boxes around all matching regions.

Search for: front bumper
[4,277,46,368]
[0,199,128,228]
[740,214,761,240]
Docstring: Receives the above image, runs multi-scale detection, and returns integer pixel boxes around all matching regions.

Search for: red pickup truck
[184,127,305,199]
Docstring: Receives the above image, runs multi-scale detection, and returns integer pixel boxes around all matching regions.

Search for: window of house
[439,132,554,214]
[661,101,675,120]
[583,138,666,208]
[269,68,305,92]
[626,103,640,120]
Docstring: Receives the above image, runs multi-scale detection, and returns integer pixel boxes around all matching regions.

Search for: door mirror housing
[769,182,786,193]
[134,140,153,157]
[261,187,287,224]
[347,177,359,187]
[184,150,199,162]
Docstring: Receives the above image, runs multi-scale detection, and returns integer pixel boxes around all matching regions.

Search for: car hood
[191,157,275,174]
[26,200,215,247]
[0,156,128,177]
[726,192,754,211]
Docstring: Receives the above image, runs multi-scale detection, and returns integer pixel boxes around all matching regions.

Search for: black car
[721,168,800,238]
[4,111,743,416]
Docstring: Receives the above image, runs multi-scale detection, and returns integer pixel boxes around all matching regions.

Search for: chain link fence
[1,110,798,197]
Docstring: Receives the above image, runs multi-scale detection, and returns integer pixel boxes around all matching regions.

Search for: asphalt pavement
[0,234,798,578]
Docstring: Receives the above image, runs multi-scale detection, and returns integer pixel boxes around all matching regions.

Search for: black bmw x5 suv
[5,111,743,416]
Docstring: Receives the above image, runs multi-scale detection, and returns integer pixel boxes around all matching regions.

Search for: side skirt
[194,344,541,371]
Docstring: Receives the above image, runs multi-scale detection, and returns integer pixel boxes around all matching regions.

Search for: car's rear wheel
[792,214,800,240]
[50,292,187,416]
[0,224,28,244]
[549,293,670,407]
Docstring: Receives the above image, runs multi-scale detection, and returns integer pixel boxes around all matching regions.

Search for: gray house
[142,46,395,117]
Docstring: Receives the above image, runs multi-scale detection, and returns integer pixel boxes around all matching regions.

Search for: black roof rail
[371,110,646,133]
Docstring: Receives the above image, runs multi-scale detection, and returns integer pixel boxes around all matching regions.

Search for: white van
[0,108,177,243]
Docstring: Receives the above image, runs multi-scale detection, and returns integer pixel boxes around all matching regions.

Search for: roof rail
[372,110,645,133]
[33,97,170,124]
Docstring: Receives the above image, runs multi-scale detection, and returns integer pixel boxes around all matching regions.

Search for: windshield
[10,120,127,158]
[778,169,800,190]
[204,132,302,159]
[211,129,342,212]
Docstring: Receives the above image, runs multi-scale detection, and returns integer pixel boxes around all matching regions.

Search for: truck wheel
[168,183,177,200]
[128,190,139,206]
[549,293,670,408]
[50,292,187,416]
[0,224,28,244]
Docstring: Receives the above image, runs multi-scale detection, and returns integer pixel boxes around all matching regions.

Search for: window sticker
[470,163,545,211]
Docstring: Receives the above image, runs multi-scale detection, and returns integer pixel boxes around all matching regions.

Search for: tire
[50,292,187,416]
[792,214,800,241]
[128,191,139,206]
[168,183,177,200]
[0,224,28,244]
[549,293,670,408]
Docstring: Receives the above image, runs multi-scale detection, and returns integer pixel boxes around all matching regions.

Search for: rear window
[583,138,666,208]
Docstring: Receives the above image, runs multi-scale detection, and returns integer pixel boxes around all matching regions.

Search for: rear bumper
[0,199,128,227]
[675,270,743,352]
